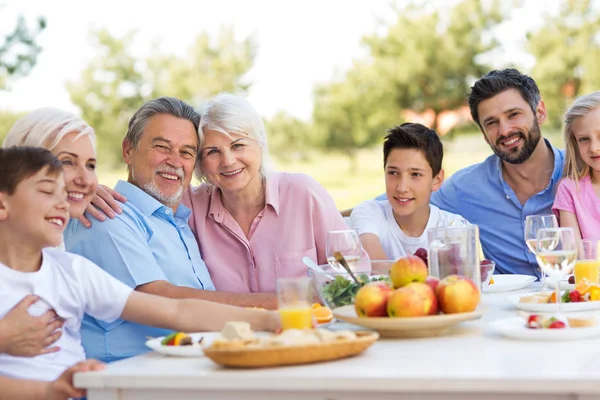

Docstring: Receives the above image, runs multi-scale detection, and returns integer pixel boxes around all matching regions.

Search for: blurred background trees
[528,0,600,127]
[0,15,46,90]
[1,0,599,173]
[66,27,256,166]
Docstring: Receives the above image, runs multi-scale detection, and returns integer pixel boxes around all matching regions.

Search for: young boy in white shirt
[0,147,279,398]
[351,123,465,260]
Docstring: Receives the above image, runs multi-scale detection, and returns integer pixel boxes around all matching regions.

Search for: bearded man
[65,97,276,363]
[430,69,565,276]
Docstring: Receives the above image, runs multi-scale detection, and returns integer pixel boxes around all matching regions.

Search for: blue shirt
[429,140,565,276]
[64,180,215,363]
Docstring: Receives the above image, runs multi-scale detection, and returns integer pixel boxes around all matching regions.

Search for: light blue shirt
[64,180,215,363]
[429,140,565,276]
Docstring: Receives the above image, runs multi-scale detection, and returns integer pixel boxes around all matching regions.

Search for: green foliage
[0,16,46,90]
[148,27,256,103]
[0,110,26,142]
[365,0,504,116]
[67,29,146,166]
[67,28,256,166]
[264,111,315,162]
[528,0,600,127]
[312,0,506,171]
[313,62,400,173]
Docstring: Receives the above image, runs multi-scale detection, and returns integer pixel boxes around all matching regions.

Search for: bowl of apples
[312,251,483,338]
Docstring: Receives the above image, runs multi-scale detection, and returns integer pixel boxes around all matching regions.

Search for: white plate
[146,332,221,357]
[491,316,600,341]
[507,291,600,313]
[545,275,575,291]
[483,274,536,293]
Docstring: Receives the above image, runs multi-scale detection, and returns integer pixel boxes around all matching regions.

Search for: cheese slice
[221,322,255,341]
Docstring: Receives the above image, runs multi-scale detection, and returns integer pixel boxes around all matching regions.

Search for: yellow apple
[390,256,428,288]
[387,282,437,317]
[354,282,393,317]
[436,275,480,314]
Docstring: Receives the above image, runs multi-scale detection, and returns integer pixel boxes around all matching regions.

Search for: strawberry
[569,290,582,303]
[527,314,541,329]
[548,320,566,329]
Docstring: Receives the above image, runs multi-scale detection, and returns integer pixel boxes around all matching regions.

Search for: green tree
[67,28,256,166]
[364,0,505,130]
[313,63,399,174]
[0,110,26,143]
[149,27,255,104]
[66,29,146,166]
[527,0,600,127]
[264,111,315,162]
[312,0,506,171]
[0,15,46,90]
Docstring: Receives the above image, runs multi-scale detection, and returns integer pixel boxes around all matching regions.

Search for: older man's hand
[0,295,64,357]
[77,184,127,228]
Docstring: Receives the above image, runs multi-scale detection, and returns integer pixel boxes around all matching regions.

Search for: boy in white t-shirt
[0,147,279,399]
[351,123,465,260]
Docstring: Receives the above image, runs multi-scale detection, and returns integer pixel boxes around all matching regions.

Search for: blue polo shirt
[64,180,215,363]
[430,140,565,276]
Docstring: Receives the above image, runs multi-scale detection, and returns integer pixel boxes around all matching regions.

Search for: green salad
[321,274,391,308]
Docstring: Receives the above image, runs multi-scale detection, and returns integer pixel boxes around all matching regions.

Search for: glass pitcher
[428,224,481,288]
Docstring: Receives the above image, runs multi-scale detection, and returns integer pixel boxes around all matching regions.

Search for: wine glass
[326,230,362,272]
[524,214,558,290]
[535,227,576,317]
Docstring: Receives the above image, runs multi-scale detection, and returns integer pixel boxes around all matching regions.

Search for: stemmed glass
[535,227,577,316]
[326,230,362,272]
[524,215,558,290]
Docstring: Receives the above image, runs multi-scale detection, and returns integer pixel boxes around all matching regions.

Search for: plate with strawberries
[491,315,600,341]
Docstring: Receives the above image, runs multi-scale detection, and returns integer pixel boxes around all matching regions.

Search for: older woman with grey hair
[181,93,351,293]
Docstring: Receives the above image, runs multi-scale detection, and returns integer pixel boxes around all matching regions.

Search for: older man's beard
[132,166,185,207]
[490,119,542,165]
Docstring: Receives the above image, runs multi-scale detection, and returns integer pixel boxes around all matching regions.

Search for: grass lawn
[97,130,564,210]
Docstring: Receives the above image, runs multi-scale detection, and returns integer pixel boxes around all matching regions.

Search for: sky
[0,0,558,120]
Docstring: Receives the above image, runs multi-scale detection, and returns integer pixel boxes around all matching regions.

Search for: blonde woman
[552,91,600,240]
[1,108,123,362]
[3,108,124,226]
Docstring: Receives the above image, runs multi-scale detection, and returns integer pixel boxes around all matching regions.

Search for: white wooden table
[75,284,600,400]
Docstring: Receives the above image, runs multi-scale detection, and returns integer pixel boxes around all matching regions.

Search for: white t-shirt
[0,248,132,381]
[350,200,466,260]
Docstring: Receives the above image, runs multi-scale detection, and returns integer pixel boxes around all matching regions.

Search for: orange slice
[312,303,322,309]
[489,277,495,285]
[576,278,593,295]
[312,305,333,323]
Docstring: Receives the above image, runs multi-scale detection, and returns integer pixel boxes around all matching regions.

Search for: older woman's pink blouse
[181,172,350,293]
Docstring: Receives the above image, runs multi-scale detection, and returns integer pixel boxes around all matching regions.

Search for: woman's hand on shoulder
[77,185,127,228]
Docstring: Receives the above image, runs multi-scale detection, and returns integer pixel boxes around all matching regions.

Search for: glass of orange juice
[277,277,313,330]
[575,240,600,284]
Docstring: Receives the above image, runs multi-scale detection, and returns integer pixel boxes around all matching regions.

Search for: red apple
[390,256,428,289]
[387,282,438,317]
[425,276,440,293]
[435,275,480,314]
[354,282,393,317]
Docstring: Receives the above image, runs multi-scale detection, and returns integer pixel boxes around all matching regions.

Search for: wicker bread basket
[203,331,379,368]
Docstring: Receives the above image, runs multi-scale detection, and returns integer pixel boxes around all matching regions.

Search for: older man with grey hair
[64,97,276,363]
